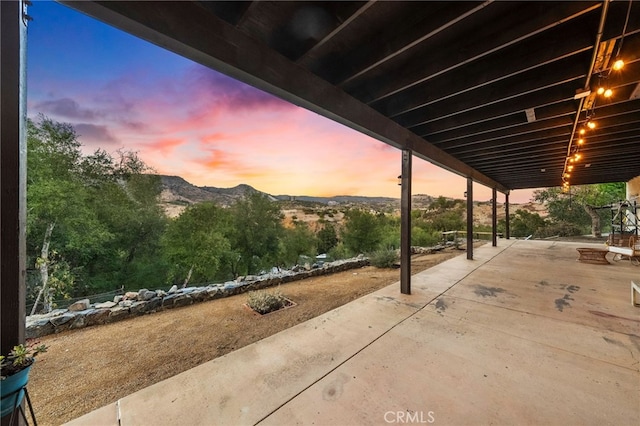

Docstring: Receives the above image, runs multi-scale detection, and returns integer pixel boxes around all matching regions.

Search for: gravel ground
[28,247,473,425]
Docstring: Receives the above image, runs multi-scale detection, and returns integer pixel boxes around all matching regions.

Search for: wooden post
[466,178,473,260]
[505,192,510,239]
[1,2,28,424]
[400,149,412,295]
[492,188,497,247]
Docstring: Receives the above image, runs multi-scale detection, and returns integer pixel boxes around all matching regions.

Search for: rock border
[26,256,369,338]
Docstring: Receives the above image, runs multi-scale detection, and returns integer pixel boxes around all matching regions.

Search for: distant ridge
[159,175,272,207]
[158,175,416,207]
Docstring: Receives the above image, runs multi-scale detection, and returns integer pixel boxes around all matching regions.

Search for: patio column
[400,149,411,295]
[492,188,497,246]
[505,192,510,239]
[1,0,28,361]
[466,177,473,260]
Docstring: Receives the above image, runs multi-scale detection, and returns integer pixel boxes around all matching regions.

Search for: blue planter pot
[0,363,32,418]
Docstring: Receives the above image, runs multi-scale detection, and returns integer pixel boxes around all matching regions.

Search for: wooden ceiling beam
[348,2,601,104]
[409,83,577,136]
[394,55,589,128]
[377,22,595,118]
[296,1,377,66]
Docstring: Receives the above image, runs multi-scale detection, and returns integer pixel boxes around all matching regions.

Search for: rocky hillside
[159,176,272,216]
[158,175,543,223]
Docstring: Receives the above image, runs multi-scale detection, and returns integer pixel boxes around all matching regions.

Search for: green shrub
[246,289,288,315]
[328,242,350,260]
[368,249,399,268]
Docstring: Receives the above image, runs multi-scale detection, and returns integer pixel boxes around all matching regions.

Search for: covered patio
[2,2,640,424]
[68,240,639,425]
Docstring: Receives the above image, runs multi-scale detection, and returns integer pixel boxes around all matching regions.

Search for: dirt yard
[28,246,480,425]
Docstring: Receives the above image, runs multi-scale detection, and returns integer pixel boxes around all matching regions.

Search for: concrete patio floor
[67,239,639,426]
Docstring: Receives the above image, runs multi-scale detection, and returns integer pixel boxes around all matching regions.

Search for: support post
[466,178,473,260]
[492,188,497,247]
[1,3,29,424]
[1,0,28,362]
[400,149,412,295]
[505,192,510,239]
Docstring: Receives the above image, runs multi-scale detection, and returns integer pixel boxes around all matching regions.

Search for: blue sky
[26,0,534,202]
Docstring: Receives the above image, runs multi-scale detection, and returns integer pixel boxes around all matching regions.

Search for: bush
[246,289,288,315]
[368,249,399,268]
[328,242,350,260]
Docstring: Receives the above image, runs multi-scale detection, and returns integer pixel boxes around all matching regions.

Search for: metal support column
[400,149,412,295]
[466,178,473,260]
[492,188,497,247]
[1,0,28,362]
[505,192,510,239]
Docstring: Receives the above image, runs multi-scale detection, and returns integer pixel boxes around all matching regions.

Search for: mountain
[159,175,410,207]
[273,194,399,205]
[158,176,269,216]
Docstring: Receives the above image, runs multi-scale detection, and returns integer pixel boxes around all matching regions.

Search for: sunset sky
[26,1,535,203]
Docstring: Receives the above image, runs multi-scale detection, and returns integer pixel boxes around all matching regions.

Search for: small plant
[246,289,288,315]
[1,342,48,379]
[368,249,399,268]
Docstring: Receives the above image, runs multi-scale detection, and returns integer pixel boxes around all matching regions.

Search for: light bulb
[579,128,586,135]
[575,153,581,161]
[568,165,573,171]
[587,121,596,129]
[612,59,624,70]
[597,87,605,95]
[578,138,584,145]
[604,89,612,97]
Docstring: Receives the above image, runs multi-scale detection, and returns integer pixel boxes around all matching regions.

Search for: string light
[612,59,624,70]
[560,0,630,190]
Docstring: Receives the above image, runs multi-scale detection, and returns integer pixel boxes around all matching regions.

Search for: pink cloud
[27,60,537,203]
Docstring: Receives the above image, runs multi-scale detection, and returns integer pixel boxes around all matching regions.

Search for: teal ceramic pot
[0,363,33,418]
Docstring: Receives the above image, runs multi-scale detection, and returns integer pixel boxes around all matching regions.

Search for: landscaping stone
[25,255,373,338]
[25,318,54,338]
[85,309,111,326]
[109,306,130,319]
[172,294,193,308]
[50,313,75,326]
[124,291,139,300]
[68,299,90,311]
[130,301,148,315]
[138,290,156,301]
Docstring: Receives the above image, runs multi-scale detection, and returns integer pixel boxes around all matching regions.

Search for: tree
[534,183,625,237]
[80,149,168,290]
[317,223,339,254]
[229,193,284,275]
[27,116,168,308]
[278,222,317,267]
[161,202,232,285]
[342,209,383,254]
[507,209,547,238]
[27,117,113,312]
